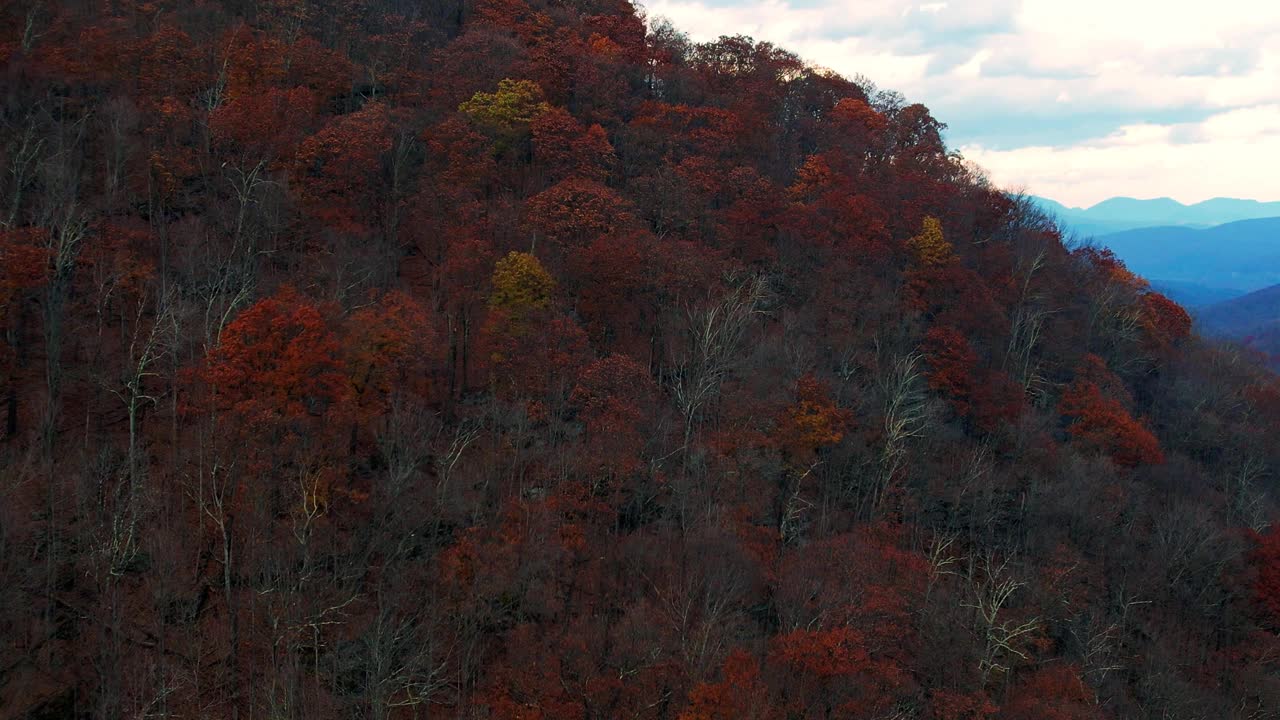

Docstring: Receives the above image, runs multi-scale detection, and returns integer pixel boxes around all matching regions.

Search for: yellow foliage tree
[906,216,954,266]
[458,78,550,151]
[489,251,555,317]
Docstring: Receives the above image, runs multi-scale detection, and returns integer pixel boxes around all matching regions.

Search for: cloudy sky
[640,0,1280,208]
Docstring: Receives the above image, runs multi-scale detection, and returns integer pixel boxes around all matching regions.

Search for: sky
[639,0,1280,208]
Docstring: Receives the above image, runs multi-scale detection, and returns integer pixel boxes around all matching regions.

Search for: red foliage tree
[282,36,356,103]
[531,107,616,182]
[420,116,500,213]
[1138,290,1192,351]
[220,30,287,103]
[785,154,893,257]
[0,228,48,437]
[826,97,888,158]
[998,665,1100,720]
[1076,246,1146,291]
[210,86,316,166]
[770,526,926,715]
[199,286,350,435]
[524,178,636,251]
[0,228,49,310]
[568,230,658,355]
[1248,526,1280,629]
[772,625,871,678]
[680,650,777,720]
[928,689,996,720]
[968,367,1024,434]
[343,290,435,417]
[293,102,394,236]
[1059,355,1163,467]
[923,325,977,417]
[570,354,657,476]
[907,262,1004,336]
[770,625,910,717]
[717,166,785,265]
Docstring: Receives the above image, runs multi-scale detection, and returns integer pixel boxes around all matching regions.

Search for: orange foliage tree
[776,373,850,462]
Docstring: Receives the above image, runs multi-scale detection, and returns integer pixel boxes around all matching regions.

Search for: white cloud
[961,105,1280,206]
[954,48,991,78]
[640,0,1280,202]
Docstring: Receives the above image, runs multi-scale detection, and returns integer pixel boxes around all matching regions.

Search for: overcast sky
[641,0,1280,207]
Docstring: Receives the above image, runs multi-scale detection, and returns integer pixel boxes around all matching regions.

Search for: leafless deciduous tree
[859,345,928,519]
[669,273,770,450]
[962,553,1040,684]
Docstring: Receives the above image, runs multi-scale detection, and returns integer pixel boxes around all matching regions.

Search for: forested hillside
[2,1,1279,718]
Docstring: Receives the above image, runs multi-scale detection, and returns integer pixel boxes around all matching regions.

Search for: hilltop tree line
[1,0,1279,718]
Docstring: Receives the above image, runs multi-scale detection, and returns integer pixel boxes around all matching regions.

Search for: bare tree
[669,273,770,451]
[104,289,177,494]
[962,553,1040,684]
[1005,246,1056,404]
[1224,456,1269,533]
[859,345,928,519]
[38,201,89,452]
[2,111,45,229]
[361,600,452,720]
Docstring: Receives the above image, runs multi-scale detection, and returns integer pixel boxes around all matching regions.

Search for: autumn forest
[1,0,1278,717]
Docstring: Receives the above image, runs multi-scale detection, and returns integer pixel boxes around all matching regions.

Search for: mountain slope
[0,1,1278,718]
[1198,283,1280,361]
[1149,279,1244,308]
[1199,283,1280,335]
[1093,217,1280,293]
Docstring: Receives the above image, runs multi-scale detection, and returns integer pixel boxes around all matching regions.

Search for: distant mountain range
[1148,279,1243,308]
[1197,284,1280,368]
[1033,196,1280,237]
[1030,196,1280,309]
